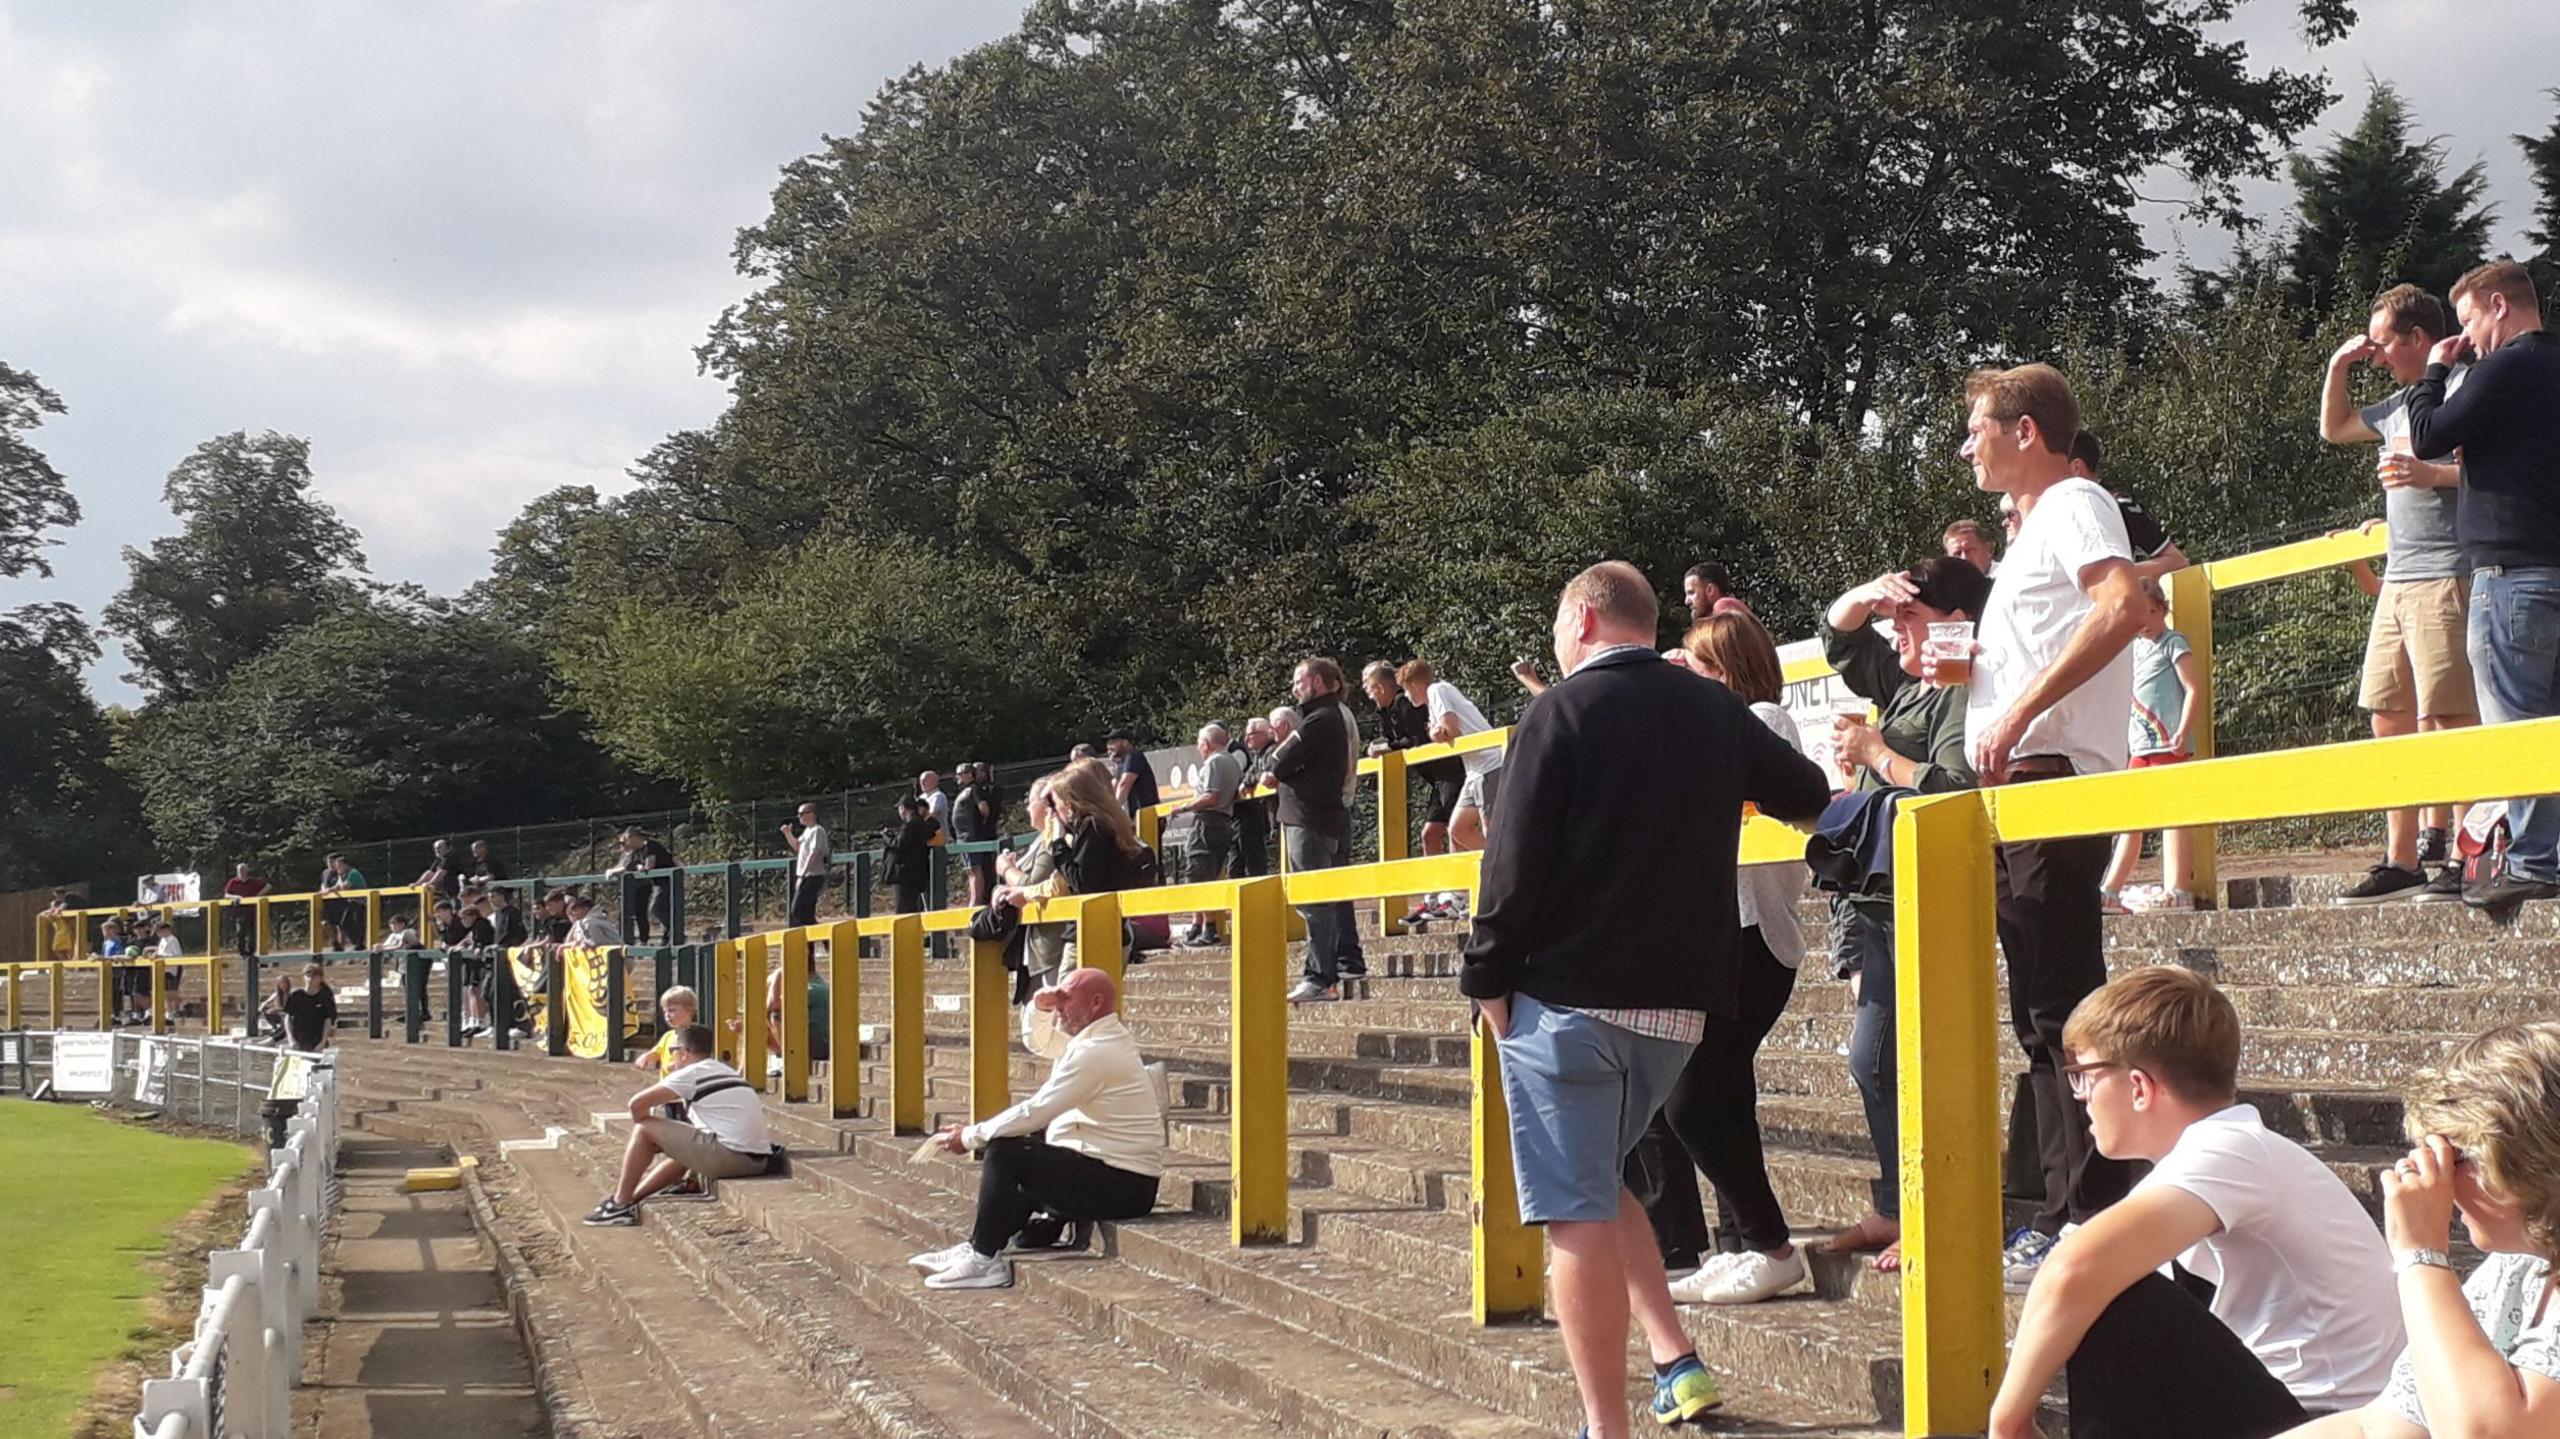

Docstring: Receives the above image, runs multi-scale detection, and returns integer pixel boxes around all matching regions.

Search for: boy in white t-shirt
[1988,967,2405,1439]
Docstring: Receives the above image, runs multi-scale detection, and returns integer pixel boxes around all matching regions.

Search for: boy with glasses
[1988,967,2404,1439]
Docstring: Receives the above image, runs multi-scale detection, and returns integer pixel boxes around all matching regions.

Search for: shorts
[1455,766,1503,819]
[637,1117,772,1182]
[966,851,997,883]
[2128,751,2188,769]
[1423,773,1466,825]
[2361,576,2478,719]
[1185,816,1234,882]
[1492,993,1695,1224]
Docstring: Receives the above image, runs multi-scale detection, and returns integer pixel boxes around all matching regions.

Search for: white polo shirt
[1964,476,2135,776]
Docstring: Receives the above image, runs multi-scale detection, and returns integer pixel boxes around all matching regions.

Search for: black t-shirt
[1115,751,1162,816]
[282,986,337,1050]
[634,839,676,874]
[489,904,529,947]
[2113,491,2171,560]
[435,917,472,947]
[951,786,991,843]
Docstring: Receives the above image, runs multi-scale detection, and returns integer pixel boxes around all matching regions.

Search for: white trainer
[1664,1250,1750,1303]
[1286,980,1335,1004]
[923,1249,1015,1289]
[1691,1248,1808,1305]
[907,1241,976,1273]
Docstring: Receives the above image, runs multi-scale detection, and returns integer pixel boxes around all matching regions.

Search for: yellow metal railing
[1,955,226,1035]
[35,884,440,966]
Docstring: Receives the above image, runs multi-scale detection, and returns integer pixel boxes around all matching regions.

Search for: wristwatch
[2393,1248,2452,1275]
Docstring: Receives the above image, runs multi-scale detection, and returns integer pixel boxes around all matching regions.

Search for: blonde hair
[1964,363,2080,455]
[2404,1021,2560,1258]
[2061,966,2240,1105]
[659,985,698,1012]
[1043,762,1141,865]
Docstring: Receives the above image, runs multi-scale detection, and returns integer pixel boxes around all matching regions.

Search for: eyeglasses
[2064,1060,2126,1100]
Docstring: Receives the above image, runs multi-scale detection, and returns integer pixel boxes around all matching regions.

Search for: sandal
[1820,1212,1900,1255]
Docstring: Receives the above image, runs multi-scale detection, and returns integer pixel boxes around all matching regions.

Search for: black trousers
[893,883,925,915]
[788,875,827,928]
[1998,832,2134,1232]
[1623,927,1799,1261]
[2066,1272,2308,1439]
[628,880,670,943]
[968,1135,1159,1257]
[1231,805,1270,878]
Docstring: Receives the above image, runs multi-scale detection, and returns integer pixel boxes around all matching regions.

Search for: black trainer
[2336,863,2426,905]
[583,1198,640,1227]
[2464,872,2560,911]
[2413,866,2467,904]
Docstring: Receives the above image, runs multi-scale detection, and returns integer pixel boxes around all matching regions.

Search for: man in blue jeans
[1273,658,1366,1001]
[2407,259,2560,908]
[1461,562,1830,1438]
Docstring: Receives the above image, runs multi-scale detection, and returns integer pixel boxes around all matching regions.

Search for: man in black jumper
[1461,561,1830,1437]
[1272,657,1367,1001]
[2407,258,2560,907]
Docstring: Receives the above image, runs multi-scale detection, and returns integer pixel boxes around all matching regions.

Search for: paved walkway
[295,1136,544,1439]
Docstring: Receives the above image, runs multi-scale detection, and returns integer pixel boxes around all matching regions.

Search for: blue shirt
[2128,630,2192,757]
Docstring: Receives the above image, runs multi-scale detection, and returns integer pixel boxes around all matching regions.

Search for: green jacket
[1819,622,1977,795]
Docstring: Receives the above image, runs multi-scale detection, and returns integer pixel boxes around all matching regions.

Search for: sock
[1654,1351,1699,1379]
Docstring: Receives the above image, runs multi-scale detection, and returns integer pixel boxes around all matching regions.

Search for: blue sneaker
[2001,1228,2057,1292]
[1650,1353,1722,1426]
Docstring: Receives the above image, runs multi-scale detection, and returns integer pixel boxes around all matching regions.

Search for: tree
[463,484,603,654]
[0,363,80,582]
[103,431,367,704]
[2285,80,2496,316]
[2519,90,2560,301]
[112,600,631,869]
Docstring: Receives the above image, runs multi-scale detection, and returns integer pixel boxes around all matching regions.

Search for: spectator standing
[319,853,370,950]
[2100,578,2205,913]
[1461,562,1830,1435]
[1943,518,2001,576]
[1632,613,1817,1307]
[780,802,831,928]
[2069,431,2189,582]
[412,839,461,902]
[1232,714,1285,878]
[2406,260,2560,908]
[884,796,938,915]
[908,969,1164,1290]
[281,963,338,1052]
[994,777,1072,986]
[1681,562,1738,621]
[1813,555,1991,1272]
[1105,730,1162,821]
[2274,1021,2560,1438]
[1958,362,2149,1288]
[604,829,678,943]
[584,1024,774,1225]
[487,886,529,950]
[2321,285,2481,902]
[1174,724,1242,947]
[952,763,1000,907]
[1273,660,1367,1002]
[1364,661,1463,874]
[221,863,269,954]
[1407,659,1502,919]
[1988,969,2403,1439]
[917,770,953,848]
[465,839,508,889]
[377,912,420,952]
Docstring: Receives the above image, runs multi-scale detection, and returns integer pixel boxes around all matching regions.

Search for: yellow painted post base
[890,917,925,1134]
[780,928,811,1103]
[1470,1024,1544,1323]
[713,942,742,1069]
[741,934,769,1093]
[3,965,18,1030]
[1228,876,1290,1244]
[1377,751,1410,937]
[48,962,64,1029]
[1894,794,2006,1436]
[828,920,862,1120]
[1076,893,1123,1000]
[968,936,1011,1124]
[2166,564,2220,902]
[149,959,169,1034]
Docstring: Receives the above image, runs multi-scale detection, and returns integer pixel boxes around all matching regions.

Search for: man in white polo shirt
[1988,968,2403,1439]
[1953,362,2149,1287]
[585,1024,774,1225]
[907,967,1165,1290]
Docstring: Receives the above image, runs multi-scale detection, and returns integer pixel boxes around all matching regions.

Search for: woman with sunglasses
[2277,1020,2560,1437]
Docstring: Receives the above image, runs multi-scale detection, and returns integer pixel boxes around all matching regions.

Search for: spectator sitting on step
[2274,1020,2560,1439]
[908,968,1165,1289]
[567,893,624,948]
[260,972,294,1045]
[635,986,699,1073]
[282,963,338,1053]
[1987,967,2403,1439]
[585,1023,775,1225]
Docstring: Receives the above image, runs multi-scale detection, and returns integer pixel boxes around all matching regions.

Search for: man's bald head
[1052,966,1119,1032]
[1553,560,1660,674]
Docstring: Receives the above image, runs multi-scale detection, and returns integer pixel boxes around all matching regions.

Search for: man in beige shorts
[585,1023,774,1225]
[2320,283,2477,903]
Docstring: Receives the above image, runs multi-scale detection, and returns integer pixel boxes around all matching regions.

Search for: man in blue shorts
[1461,561,1829,1438]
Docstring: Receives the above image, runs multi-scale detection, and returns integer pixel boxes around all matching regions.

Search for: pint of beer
[1925,622,1976,686]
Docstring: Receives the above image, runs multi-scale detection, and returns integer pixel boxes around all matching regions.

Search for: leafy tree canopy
[2285,79,2495,316]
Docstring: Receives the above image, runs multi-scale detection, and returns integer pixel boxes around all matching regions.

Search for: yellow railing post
[205,957,223,1038]
[3,965,18,1030]
[2167,563,2219,903]
[149,958,169,1035]
[1471,1022,1544,1323]
[1376,749,1410,936]
[1075,892,1123,999]
[364,889,382,950]
[1894,792,2005,1436]
[48,961,64,1029]
[255,897,272,957]
[828,919,862,1119]
[1137,805,1162,855]
[741,933,769,1093]
[1229,876,1290,1243]
[308,894,324,953]
[713,940,742,1068]
[968,931,1011,1124]
[890,915,925,1134]
[779,927,811,1103]
[95,958,112,1030]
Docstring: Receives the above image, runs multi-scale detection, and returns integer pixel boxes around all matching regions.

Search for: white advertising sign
[52,1032,116,1094]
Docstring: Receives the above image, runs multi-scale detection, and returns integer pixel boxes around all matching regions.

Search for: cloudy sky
[3,2,2554,706]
